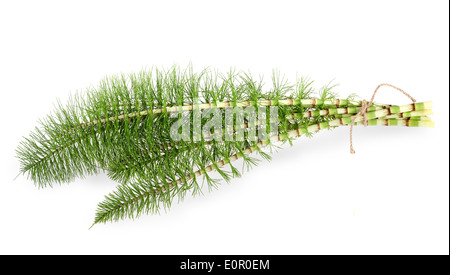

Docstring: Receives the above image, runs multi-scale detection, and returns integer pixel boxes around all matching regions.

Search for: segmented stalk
[108,104,434,185]
[93,101,433,225]
[66,99,391,135]
[285,105,387,120]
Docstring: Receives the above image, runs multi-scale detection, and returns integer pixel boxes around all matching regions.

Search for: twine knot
[349,83,416,154]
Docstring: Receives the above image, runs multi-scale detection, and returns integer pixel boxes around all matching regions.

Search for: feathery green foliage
[15,65,433,227]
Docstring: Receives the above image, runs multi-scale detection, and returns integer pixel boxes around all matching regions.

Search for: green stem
[65,99,390,135]
[94,101,433,224]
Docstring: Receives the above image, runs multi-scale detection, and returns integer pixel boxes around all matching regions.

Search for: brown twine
[349,83,417,154]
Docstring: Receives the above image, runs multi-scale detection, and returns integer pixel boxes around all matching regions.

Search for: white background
[0,0,448,255]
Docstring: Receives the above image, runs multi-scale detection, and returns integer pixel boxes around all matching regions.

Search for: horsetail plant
[15,66,433,227]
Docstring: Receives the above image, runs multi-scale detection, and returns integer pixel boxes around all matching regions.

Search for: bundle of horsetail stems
[15,66,434,227]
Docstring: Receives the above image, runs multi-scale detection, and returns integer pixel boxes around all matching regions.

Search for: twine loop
[349,83,416,154]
